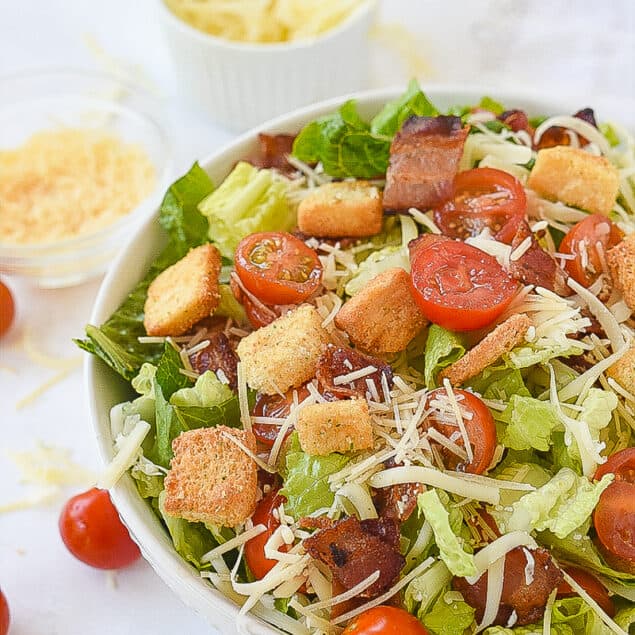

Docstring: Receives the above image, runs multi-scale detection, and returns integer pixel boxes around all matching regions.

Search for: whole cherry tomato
[59,488,140,569]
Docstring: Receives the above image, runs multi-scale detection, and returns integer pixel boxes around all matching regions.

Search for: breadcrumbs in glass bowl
[0,69,172,287]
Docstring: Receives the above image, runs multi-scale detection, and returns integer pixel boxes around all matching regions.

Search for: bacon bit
[498,109,532,134]
[374,481,424,523]
[507,220,571,296]
[244,133,297,175]
[383,116,469,212]
[304,517,405,598]
[298,516,336,531]
[316,344,393,400]
[453,546,562,627]
[189,332,239,390]
[535,108,597,150]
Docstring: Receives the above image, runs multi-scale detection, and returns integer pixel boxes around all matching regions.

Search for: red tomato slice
[252,385,310,447]
[593,481,635,574]
[342,606,430,635]
[425,388,497,474]
[235,232,322,305]
[244,490,287,580]
[0,589,9,635]
[595,447,635,483]
[59,488,140,570]
[557,566,615,617]
[559,214,624,287]
[433,168,527,240]
[0,280,15,338]
[409,235,518,331]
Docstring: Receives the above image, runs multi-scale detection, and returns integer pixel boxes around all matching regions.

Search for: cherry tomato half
[409,235,518,331]
[0,588,9,635]
[593,481,635,574]
[235,232,322,305]
[244,490,286,580]
[434,168,527,241]
[342,606,430,635]
[557,566,615,617]
[59,488,140,570]
[0,280,15,338]
[559,214,624,287]
[595,447,635,483]
[425,388,497,474]
[252,385,310,447]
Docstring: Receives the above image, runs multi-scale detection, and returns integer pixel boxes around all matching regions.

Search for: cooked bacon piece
[298,516,336,531]
[507,220,571,296]
[374,482,424,523]
[245,133,297,175]
[498,109,532,134]
[189,332,239,389]
[316,344,393,400]
[453,546,563,627]
[535,108,597,150]
[382,116,469,212]
[304,517,405,598]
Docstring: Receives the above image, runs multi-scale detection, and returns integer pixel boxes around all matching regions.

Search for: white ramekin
[157,0,375,130]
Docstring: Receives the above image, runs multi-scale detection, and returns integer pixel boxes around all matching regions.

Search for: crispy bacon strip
[508,220,571,296]
[245,133,297,175]
[189,332,239,389]
[304,517,404,598]
[383,116,469,212]
[374,482,424,523]
[453,546,562,627]
[316,344,393,400]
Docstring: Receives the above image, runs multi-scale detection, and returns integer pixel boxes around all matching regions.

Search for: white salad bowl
[85,85,634,634]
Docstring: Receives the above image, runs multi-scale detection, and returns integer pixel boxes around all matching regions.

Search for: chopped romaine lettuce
[424,325,466,389]
[404,560,451,616]
[170,370,233,407]
[280,433,349,518]
[198,162,294,259]
[418,490,475,577]
[467,365,530,402]
[422,588,476,635]
[215,284,248,325]
[498,395,562,452]
[493,461,552,507]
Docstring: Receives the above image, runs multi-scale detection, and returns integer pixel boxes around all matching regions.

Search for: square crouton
[607,234,635,310]
[607,347,635,396]
[527,146,619,216]
[297,181,383,238]
[163,426,258,527]
[334,268,427,354]
[236,304,330,395]
[439,314,532,386]
[295,399,373,455]
[144,243,221,336]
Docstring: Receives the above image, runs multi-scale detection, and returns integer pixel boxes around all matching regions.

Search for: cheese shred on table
[0,128,155,244]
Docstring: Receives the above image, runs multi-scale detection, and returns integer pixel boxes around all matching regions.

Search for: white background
[1,1,634,634]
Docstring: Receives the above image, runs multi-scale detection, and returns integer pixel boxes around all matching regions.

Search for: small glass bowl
[0,68,172,288]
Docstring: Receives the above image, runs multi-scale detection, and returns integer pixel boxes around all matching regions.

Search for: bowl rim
[86,82,633,634]
[0,66,173,254]
[156,0,375,52]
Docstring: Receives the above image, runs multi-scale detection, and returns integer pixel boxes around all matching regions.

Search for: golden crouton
[334,268,427,354]
[439,314,532,386]
[295,399,373,455]
[144,243,221,336]
[236,304,330,395]
[297,181,383,238]
[163,426,258,527]
[607,234,635,310]
[607,347,635,396]
[527,146,619,216]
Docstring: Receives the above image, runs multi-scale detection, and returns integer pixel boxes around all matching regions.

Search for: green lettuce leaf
[215,284,248,325]
[404,560,451,615]
[493,461,552,507]
[498,395,562,452]
[506,340,584,369]
[615,604,635,631]
[345,215,418,296]
[280,433,349,518]
[292,100,390,179]
[158,490,215,569]
[483,625,573,635]
[418,490,475,577]
[496,468,613,538]
[170,370,234,407]
[198,162,294,259]
[370,79,439,136]
[466,365,530,402]
[551,596,613,634]
[131,362,157,396]
[131,469,164,499]
[424,325,466,389]
[75,163,214,380]
[422,589,475,635]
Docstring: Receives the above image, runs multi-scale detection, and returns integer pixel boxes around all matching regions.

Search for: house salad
[77,81,635,635]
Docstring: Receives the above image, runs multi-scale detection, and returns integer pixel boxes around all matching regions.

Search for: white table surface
[1,2,634,634]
